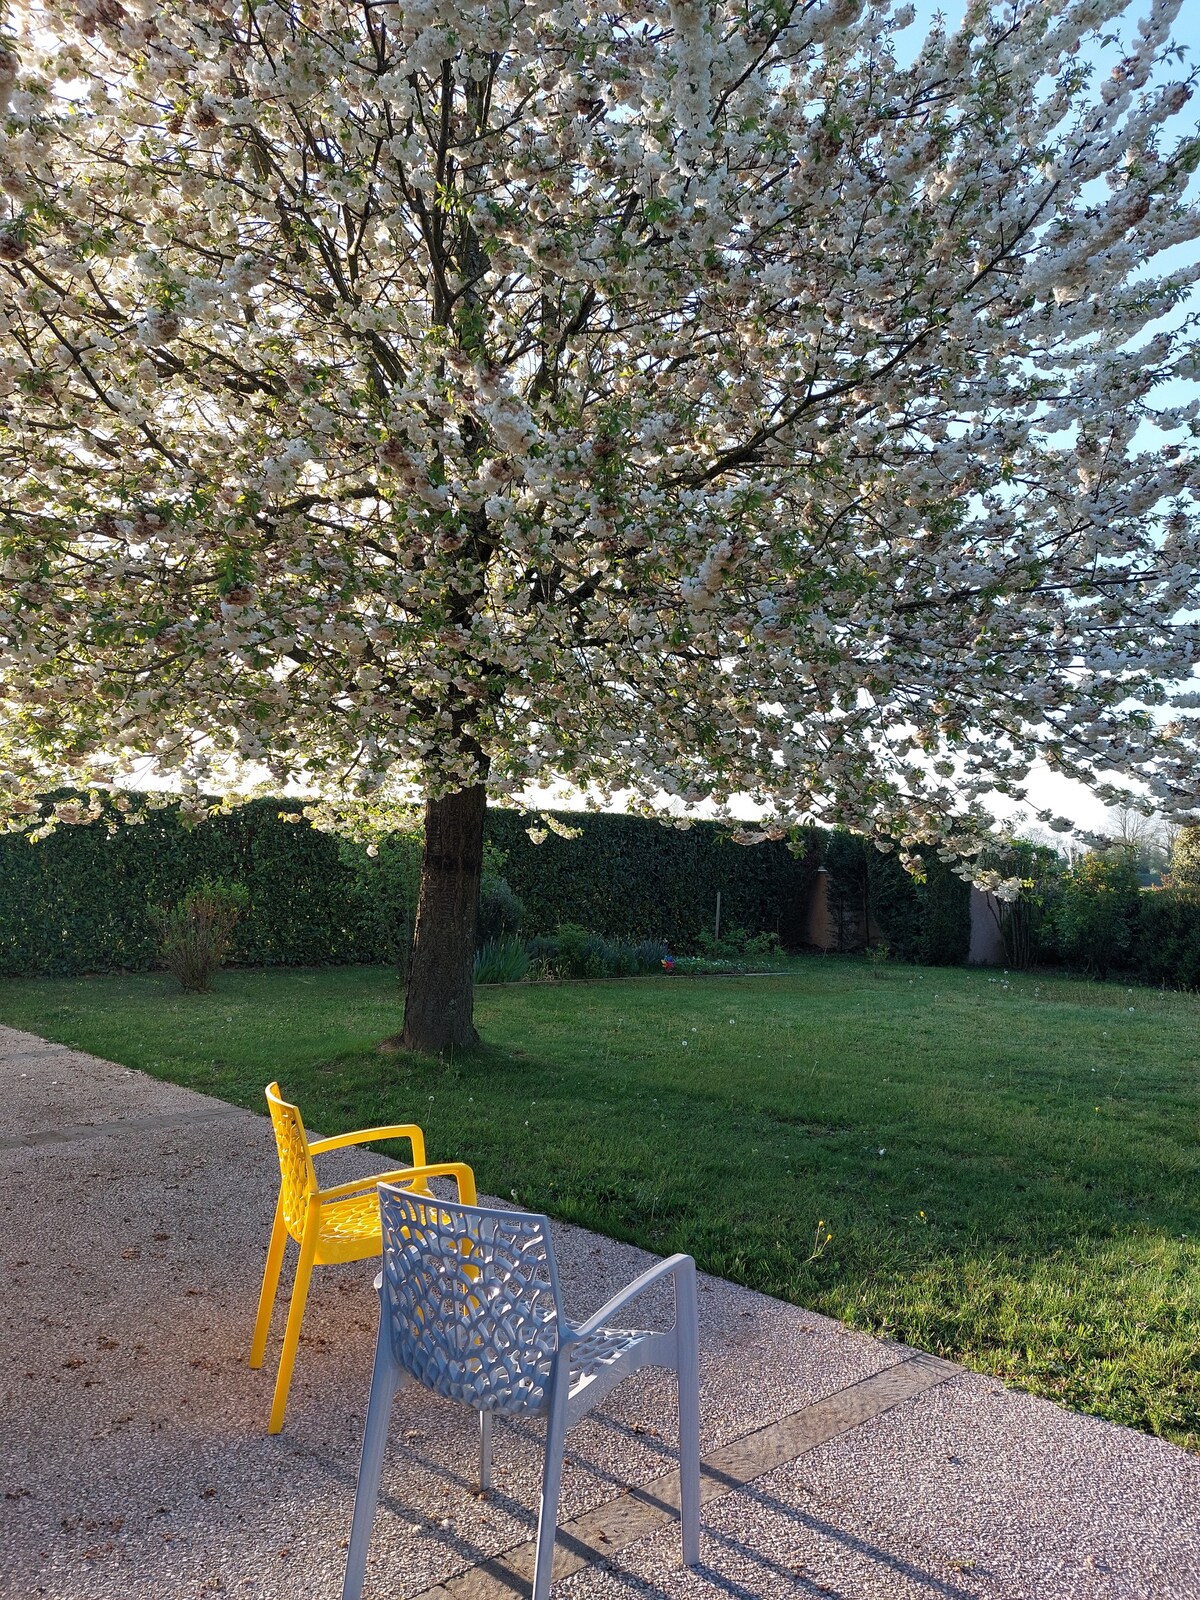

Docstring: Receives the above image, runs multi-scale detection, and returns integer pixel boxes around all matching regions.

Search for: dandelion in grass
[808,1220,834,1263]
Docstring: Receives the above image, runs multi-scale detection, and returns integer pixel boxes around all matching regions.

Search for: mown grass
[2,960,1197,1449]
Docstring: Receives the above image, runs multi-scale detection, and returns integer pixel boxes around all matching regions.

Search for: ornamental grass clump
[152,879,248,994]
[473,935,530,985]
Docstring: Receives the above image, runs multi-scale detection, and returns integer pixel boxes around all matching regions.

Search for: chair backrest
[265,1082,318,1236]
[377,1184,566,1417]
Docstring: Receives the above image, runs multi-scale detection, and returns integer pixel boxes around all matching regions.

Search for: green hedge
[0,799,824,977]
[1136,889,1200,990]
[822,831,972,966]
[16,794,1198,988]
[0,798,382,977]
[485,810,823,950]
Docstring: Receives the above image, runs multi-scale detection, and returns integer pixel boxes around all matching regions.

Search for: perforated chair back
[378,1184,566,1416]
[265,1082,318,1238]
[346,1187,700,1600]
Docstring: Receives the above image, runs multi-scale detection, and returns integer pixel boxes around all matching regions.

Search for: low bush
[608,937,671,976]
[151,879,248,993]
[631,938,673,971]
[691,926,782,962]
[1167,825,1200,890]
[474,935,531,985]
[477,872,525,946]
[540,923,605,979]
[526,924,669,980]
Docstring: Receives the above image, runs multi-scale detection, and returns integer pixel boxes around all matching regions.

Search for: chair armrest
[308,1123,427,1167]
[319,1161,477,1206]
[570,1253,695,1343]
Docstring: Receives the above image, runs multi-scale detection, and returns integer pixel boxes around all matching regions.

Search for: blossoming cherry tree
[0,0,1197,1051]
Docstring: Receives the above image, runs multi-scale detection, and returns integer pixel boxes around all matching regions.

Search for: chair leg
[342,1323,402,1600]
[531,1368,570,1600]
[674,1260,702,1566]
[250,1194,288,1369]
[268,1237,316,1435]
[478,1410,494,1494]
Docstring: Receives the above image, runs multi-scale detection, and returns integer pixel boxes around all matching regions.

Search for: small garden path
[1,1023,1197,1600]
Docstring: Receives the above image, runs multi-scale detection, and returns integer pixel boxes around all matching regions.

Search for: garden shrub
[552,923,610,979]
[1052,852,1142,978]
[632,938,672,970]
[477,872,525,946]
[692,926,782,961]
[526,925,669,980]
[152,879,248,993]
[1136,889,1200,990]
[1167,825,1200,890]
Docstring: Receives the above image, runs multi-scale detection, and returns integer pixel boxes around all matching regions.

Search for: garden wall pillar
[968,888,1005,965]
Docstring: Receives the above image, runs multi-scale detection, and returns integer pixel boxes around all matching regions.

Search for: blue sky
[910,0,1200,62]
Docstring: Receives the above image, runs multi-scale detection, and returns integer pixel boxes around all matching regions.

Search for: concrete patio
[1,1022,1197,1600]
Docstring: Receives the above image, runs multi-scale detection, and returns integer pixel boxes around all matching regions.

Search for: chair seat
[566,1325,659,1424]
[313,1189,383,1264]
[569,1323,652,1376]
[394,1314,658,1420]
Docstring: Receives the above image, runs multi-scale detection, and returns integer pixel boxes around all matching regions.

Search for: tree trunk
[397,784,487,1055]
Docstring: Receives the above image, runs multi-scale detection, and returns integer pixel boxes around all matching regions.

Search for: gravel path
[1,1024,1197,1600]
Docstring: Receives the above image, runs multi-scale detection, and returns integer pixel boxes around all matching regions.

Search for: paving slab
[1,1023,1197,1600]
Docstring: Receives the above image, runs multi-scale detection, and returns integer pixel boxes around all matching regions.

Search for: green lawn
[3,961,1198,1449]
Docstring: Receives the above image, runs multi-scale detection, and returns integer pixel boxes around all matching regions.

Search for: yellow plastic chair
[251,1082,477,1434]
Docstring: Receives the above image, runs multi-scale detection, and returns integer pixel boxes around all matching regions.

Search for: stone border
[408,1352,958,1599]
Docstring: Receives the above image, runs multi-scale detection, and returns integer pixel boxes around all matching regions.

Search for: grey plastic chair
[341,1183,701,1600]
